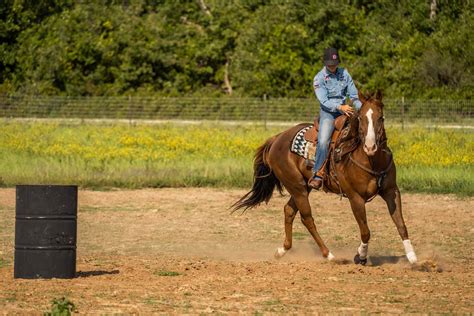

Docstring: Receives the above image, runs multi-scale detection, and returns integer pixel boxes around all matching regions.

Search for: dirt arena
[0,188,472,314]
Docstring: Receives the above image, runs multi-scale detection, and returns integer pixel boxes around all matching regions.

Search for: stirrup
[308,176,323,190]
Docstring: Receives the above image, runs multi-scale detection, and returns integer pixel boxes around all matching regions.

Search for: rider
[308,47,362,189]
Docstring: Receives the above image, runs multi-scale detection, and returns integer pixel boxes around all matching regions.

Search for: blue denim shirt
[313,66,362,113]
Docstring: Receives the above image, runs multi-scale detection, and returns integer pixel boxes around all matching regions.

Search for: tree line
[1,0,472,99]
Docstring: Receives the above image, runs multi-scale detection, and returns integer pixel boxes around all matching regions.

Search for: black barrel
[14,185,77,279]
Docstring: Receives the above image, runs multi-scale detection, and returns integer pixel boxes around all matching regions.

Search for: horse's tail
[231,135,283,212]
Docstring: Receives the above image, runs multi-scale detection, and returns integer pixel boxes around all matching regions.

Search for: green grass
[155,270,181,276]
[0,258,9,268]
[0,121,472,196]
[292,231,307,240]
[44,297,75,316]
[0,152,251,189]
[397,165,473,196]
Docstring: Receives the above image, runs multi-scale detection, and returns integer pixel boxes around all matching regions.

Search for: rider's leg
[309,110,336,188]
[314,111,336,176]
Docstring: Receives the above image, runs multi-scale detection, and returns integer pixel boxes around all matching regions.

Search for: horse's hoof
[327,252,335,261]
[354,254,367,265]
[406,251,417,264]
[274,247,287,259]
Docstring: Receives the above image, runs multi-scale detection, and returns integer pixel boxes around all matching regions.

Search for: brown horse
[233,91,418,265]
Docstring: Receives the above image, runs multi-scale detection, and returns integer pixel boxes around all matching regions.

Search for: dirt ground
[0,188,473,314]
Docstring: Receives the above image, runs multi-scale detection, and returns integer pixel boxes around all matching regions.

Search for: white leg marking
[274,247,287,259]
[358,242,369,259]
[365,108,376,150]
[403,239,418,264]
[327,252,335,261]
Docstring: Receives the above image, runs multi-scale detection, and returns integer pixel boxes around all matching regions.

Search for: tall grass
[0,121,472,195]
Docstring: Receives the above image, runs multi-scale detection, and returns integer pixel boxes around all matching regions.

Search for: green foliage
[44,297,75,316]
[0,1,472,99]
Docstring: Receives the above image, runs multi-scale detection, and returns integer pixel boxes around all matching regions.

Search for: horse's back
[267,123,313,186]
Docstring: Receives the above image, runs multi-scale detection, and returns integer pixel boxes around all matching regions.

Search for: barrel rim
[16,215,77,220]
[16,184,78,189]
[15,245,77,250]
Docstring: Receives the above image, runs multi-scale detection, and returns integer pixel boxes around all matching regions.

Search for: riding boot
[316,156,330,179]
[308,156,330,190]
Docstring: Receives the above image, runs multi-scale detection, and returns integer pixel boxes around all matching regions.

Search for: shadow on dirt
[76,270,120,278]
[369,255,405,266]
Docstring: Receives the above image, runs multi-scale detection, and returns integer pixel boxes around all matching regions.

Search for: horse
[232,90,418,265]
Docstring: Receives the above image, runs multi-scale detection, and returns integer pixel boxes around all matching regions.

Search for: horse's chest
[334,170,379,200]
[365,178,379,197]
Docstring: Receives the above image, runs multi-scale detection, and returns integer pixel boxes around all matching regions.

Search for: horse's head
[356,90,386,156]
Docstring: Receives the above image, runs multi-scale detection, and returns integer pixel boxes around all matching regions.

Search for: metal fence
[0,95,472,127]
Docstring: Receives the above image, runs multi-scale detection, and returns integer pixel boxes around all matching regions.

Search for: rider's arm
[313,75,342,113]
[345,70,362,110]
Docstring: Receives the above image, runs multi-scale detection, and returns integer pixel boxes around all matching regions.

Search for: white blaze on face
[365,108,377,151]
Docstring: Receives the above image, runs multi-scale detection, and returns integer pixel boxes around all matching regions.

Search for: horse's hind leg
[349,195,371,265]
[293,192,334,260]
[381,186,418,264]
[275,197,298,258]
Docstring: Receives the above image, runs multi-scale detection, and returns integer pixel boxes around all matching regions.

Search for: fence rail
[0,95,472,126]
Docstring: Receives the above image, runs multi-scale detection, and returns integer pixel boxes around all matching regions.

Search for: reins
[330,110,393,202]
[349,149,393,179]
[349,138,393,202]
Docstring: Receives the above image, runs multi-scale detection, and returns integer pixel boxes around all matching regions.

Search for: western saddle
[303,115,359,176]
[303,115,348,145]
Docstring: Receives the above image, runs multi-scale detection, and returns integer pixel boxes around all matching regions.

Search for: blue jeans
[313,110,342,178]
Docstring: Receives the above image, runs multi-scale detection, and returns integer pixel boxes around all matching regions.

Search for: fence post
[401,96,405,130]
[307,99,312,123]
[263,94,268,130]
[128,95,132,126]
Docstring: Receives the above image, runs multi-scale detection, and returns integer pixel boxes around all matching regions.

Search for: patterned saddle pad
[290,125,316,164]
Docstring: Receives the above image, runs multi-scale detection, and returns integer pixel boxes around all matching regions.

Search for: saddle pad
[290,125,316,162]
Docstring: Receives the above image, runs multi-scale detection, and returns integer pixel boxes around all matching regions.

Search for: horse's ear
[358,90,367,103]
[375,89,383,101]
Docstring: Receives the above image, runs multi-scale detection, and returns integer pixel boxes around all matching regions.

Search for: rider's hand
[338,104,355,117]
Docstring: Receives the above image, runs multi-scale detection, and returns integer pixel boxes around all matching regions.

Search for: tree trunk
[224,60,233,95]
[430,0,437,20]
[197,0,212,17]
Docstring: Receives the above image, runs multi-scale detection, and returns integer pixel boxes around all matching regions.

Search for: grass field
[0,121,472,195]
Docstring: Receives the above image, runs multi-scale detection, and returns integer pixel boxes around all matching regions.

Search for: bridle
[350,105,393,201]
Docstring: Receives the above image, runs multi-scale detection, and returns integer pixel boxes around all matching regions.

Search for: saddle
[303,115,359,167]
[304,115,348,144]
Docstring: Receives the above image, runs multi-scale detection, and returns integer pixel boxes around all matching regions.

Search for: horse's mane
[348,112,360,138]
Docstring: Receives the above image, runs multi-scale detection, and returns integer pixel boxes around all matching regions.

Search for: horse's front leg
[381,186,418,264]
[275,197,298,258]
[349,195,370,265]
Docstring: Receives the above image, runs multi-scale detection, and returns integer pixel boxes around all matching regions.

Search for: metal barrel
[14,185,77,279]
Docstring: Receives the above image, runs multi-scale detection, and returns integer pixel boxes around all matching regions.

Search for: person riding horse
[308,48,362,189]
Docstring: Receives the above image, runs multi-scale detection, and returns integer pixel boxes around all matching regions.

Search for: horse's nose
[364,143,378,155]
